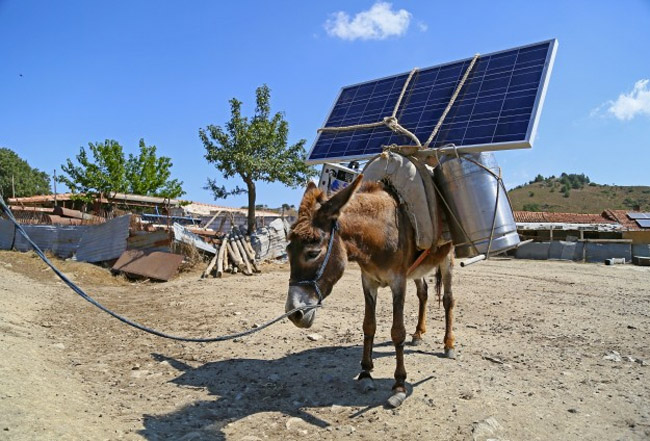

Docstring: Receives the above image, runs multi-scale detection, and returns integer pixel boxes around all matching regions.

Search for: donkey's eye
[305,250,321,260]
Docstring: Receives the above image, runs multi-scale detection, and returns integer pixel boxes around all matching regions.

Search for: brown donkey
[285,175,454,407]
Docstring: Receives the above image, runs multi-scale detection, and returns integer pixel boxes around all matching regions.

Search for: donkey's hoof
[387,391,407,408]
[357,377,376,393]
[444,348,456,359]
[410,336,424,346]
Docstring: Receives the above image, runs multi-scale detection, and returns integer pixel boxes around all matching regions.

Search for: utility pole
[11,175,15,198]
[53,169,57,206]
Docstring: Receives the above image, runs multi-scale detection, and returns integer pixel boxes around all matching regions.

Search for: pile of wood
[202,229,260,278]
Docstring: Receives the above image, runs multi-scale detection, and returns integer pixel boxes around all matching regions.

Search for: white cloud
[417,21,428,32]
[324,2,412,41]
[604,79,650,121]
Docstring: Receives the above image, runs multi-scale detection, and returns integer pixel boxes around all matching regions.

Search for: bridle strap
[289,221,339,304]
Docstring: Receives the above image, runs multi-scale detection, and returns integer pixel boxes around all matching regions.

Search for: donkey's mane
[289,180,389,242]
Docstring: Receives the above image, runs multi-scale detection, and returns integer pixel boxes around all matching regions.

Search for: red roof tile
[602,210,649,230]
[514,211,616,224]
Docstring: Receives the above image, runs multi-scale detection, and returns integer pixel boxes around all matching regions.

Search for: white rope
[424,54,480,148]
[318,54,480,152]
[318,68,421,146]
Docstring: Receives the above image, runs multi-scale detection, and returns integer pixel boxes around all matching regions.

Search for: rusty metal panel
[13,224,89,258]
[0,219,15,250]
[74,215,131,262]
[172,222,216,254]
[112,250,183,281]
[127,230,171,251]
[46,215,84,225]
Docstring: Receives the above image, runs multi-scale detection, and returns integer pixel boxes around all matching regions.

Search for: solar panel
[627,213,650,219]
[307,39,558,164]
[636,219,650,228]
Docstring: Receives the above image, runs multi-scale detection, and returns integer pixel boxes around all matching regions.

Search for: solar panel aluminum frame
[306,39,558,165]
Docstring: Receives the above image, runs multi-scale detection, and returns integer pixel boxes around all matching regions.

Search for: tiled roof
[602,210,649,230]
[514,211,616,224]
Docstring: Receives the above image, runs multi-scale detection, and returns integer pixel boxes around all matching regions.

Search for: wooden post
[202,253,218,278]
[231,235,252,275]
[202,211,222,230]
[216,239,227,278]
[235,236,254,274]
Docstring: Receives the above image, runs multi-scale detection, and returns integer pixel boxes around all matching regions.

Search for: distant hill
[508,173,650,213]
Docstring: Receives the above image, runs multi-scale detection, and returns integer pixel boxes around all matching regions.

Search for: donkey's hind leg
[411,278,428,346]
[440,254,456,359]
[358,274,379,392]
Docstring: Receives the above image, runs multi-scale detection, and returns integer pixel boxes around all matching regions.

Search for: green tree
[58,139,185,199]
[0,148,50,198]
[126,139,185,198]
[200,84,317,234]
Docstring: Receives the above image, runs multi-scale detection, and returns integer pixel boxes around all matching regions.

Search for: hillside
[508,173,650,213]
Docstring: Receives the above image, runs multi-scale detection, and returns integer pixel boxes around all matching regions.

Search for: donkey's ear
[314,174,363,227]
[304,181,318,193]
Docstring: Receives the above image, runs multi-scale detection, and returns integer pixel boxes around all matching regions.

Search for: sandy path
[0,251,649,440]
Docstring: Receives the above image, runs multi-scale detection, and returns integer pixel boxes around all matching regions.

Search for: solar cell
[307,39,557,164]
[627,213,650,219]
[636,219,650,228]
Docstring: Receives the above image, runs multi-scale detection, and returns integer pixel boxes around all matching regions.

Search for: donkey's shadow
[140,344,437,440]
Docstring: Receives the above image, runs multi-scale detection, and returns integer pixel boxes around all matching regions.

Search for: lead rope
[0,198,320,343]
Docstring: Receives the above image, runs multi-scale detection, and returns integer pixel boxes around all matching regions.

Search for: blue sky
[1,1,649,208]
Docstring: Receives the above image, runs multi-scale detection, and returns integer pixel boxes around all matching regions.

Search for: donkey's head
[285,175,363,328]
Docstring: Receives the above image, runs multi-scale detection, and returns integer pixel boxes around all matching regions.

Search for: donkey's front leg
[441,254,456,359]
[411,278,428,345]
[388,276,408,408]
[358,274,378,392]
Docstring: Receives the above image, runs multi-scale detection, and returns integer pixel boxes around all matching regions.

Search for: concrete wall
[632,243,650,258]
[515,240,632,263]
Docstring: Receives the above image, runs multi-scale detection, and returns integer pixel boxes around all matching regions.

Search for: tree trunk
[246,180,256,236]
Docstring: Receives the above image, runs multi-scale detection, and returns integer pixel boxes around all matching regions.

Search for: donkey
[285,175,455,407]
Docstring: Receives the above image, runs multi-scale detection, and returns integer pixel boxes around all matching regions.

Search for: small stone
[472,417,504,441]
[285,417,309,433]
[603,351,622,362]
[307,333,322,341]
[568,408,579,414]
[252,323,261,329]
[51,343,65,350]
[634,358,648,367]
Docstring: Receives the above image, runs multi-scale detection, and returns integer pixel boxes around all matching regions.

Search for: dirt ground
[1,250,649,441]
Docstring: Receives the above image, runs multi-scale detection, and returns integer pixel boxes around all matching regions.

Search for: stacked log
[202,228,260,278]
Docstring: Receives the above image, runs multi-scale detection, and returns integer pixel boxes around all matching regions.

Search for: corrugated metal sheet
[172,223,216,254]
[14,224,89,258]
[112,250,183,281]
[0,219,16,250]
[74,215,131,262]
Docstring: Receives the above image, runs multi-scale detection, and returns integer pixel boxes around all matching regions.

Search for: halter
[289,221,339,305]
